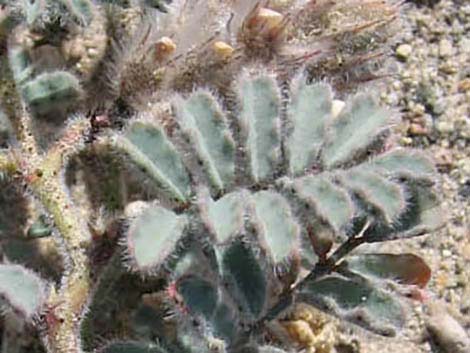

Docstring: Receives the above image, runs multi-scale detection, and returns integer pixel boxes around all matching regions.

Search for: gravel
[355,1,470,352]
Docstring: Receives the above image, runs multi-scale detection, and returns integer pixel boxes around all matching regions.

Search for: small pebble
[435,148,454,171]
[426,300,470,353]
[442,249,452,258]
[400,136,413,145]
[409,123,428,135]
[396,44,413,60]
[439,39,454,57]
[436,121,454,134]
[458,78,470,92]
[458,180,470,199]
[331,100,345,119]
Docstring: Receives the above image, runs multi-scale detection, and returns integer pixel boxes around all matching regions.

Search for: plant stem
[18,116,92,353]
[32,174,91,353]
[257,234,366,327]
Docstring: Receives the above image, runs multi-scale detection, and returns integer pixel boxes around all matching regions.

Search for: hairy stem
[32,174,91,353]
[17,104,38,157]
[21,117,92,353]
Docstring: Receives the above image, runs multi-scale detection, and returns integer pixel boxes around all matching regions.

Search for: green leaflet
[322,94,391,169]
[299,274,404,335]
[364,183,443,242]
[0,264,47,319]
[118,121,191,203]
[367,149,435,181]
[59,0,93,25]
[127,204,187,270]
[293,174,354,233]
[222,241,267,319]
[8,47,33,86]
[200,190,246,245]
[175,91,235,192]
[252,190,300,266]
[177,275,218,317]
[176,275,238,342]
[344,253,431,288]
[286,77,332,176]
[340,169,407,224]
[99,341,167,353]
[238,72,281,183]
[21,71,82,114]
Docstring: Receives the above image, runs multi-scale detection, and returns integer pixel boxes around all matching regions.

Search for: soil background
[348,1,469,352]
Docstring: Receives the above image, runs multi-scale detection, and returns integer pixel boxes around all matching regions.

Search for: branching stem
[254,225,369,333]
[12,113,92,353]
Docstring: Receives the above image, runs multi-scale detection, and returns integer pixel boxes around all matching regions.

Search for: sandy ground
[345,1,469,352]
